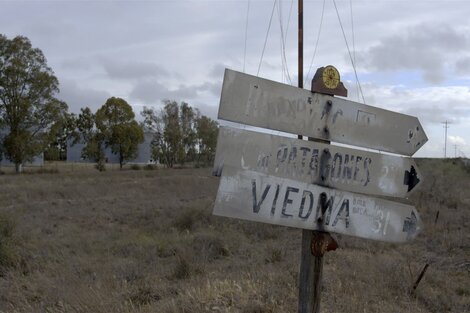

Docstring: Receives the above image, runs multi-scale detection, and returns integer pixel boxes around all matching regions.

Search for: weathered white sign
[213,126,422,198]
[214,166,422,243]
[218,69,428,156]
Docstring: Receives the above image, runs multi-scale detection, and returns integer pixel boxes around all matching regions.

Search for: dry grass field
[0,159,468,313]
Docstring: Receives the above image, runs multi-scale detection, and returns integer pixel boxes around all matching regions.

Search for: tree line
[141,101,218,168]
[0,34,218,172]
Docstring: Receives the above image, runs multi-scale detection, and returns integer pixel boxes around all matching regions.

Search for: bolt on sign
[213,68,427,243]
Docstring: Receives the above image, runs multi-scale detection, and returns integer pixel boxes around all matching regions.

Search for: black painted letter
[332,199,350,227]
[271,184,280,215]
[282,186,299,217]
[316,192,335,225]
[252,180,271,213]
[299,190,314,219]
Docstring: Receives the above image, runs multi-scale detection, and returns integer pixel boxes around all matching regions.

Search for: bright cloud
[448,135,467,146]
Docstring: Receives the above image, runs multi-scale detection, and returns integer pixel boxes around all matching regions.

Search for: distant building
[66,133,155,164]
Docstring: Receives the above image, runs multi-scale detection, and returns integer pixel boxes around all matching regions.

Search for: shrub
[192,233,229,262]
[241,223,280,241]
[172,208,207,232]
[130,164,142,170]
[171,255,191,280]
[128,286,161,305]
[264,247,283,264]
[144,164,156,170]
[95,162,106,171]
[0,214,18,275]
[242,302,273,313]
[25,168,59,175]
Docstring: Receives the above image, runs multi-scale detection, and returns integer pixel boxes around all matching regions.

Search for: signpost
[212,2,426,311]
[213,126,422,198]
[212,65,427,312]
[214,165,421,243]
[218,69,427,156]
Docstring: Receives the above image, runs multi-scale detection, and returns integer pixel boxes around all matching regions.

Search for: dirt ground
[0,159,468,313]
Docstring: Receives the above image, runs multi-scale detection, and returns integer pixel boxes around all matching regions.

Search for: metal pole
[296,2,331,312]
[297,2,314,310]
[298,0,303,89]
[442,121,449,158]
[445,121,447,158]
[297,0,303,140]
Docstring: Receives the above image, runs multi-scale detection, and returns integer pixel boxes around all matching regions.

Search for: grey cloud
[101,58,170,81]
[130,78,222,105]
[57,79,110,113]
[197,81,222,97]
[25,19,76,41]
[192,102,219,121]
[357,23,470,83]
[209,63,228,79]
[130,80,198,104]
[398,96,470,126]
[352,82,470,127]
[422,69,446,84]
[455,57,470,75]
[61,56,95,71]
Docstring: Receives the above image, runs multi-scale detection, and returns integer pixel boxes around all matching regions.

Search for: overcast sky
[1,0,470,158]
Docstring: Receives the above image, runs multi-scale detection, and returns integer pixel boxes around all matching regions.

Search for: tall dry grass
[0,159,468,312]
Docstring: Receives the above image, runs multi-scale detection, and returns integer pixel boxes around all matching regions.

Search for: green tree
[76,107,95,143]
[96,97,144,169]
[76,107,106,170]
[0,134,3,164]
[44,112,77,161]
[142,102,218,168]
[141,106,164,165]
[180,102,197,164]
[162,101,184,167]
[141,101,185,168]
[0,35,68,172]
[196,115,218,166]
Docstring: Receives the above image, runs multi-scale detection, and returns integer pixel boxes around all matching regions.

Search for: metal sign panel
[213,126,422,198]
[214,166,422,243]
[218,69,428,156]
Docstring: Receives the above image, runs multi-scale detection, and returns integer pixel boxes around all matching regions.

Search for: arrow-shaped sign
[214,165,422,243]
[213,126,423,198]
[218,69,428,156]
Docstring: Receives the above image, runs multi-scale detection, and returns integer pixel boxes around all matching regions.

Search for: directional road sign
[218,69,428,156]
[213,126,422,198]
[214,165,422,243]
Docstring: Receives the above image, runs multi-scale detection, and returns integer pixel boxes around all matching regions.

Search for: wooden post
[299,230,323,313]
[299,225,337,312]
[297,2,338,312]
[297,1,323,311]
